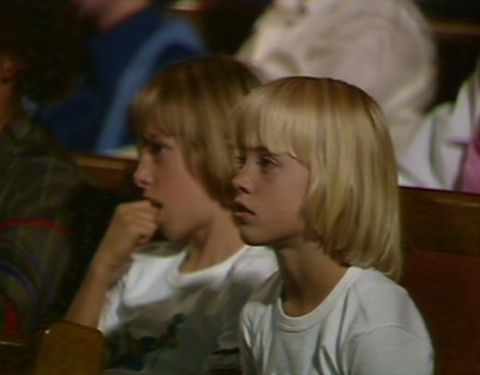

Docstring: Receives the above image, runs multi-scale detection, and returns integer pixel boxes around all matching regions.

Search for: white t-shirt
[238,0,436,154]
[241,267,434,375]
[98,243,278,374]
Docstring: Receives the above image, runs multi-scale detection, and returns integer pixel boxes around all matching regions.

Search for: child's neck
[180,209,245,273]
[275,241,347,317]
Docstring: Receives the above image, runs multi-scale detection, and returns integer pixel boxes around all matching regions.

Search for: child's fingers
[114,201,158,222]
[111,203,158,232]
[95,201,159,266]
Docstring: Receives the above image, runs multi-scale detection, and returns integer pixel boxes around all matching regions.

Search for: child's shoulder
[344,267,424,329]
[346,267,407,302]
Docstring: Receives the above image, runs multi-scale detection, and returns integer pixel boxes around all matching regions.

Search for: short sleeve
[345,326,434,375]
[98,277,126,335]
[97,276,129,364]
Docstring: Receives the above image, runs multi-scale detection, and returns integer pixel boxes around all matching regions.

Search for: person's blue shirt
[34,5,205,154]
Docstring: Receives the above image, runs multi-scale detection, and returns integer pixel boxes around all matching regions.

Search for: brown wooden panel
[400,187,480,256]
[402,250,480,375]
[32,321,104,375]
[0,333,32,375]
[73,153,137,192]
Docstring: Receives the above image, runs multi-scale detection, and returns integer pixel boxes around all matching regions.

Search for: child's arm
[66,200,158,328]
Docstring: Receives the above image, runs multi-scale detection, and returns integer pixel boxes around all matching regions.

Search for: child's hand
[90,200,159,283]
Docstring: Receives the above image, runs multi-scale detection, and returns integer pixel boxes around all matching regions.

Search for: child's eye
[234,154,246,169]
[150,143,166,154]
[258,156,277,172]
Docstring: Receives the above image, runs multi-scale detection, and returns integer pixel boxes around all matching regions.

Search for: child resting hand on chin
[67,56,278,375]
[232,77,434,375]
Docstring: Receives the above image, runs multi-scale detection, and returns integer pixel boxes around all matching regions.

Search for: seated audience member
[34,0,205,155]
[232,77,433,374]
[66,56,278,374]
[397,60,480,192]
[237,0,436,154]
[0,1,85,335]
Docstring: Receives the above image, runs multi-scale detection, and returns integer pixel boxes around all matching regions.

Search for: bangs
[233,82,321,165]
[131,78,188,141]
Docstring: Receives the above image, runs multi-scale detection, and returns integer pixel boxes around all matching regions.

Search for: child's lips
[233,201,255,221]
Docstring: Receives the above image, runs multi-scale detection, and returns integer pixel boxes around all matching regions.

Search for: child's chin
[239,232,270,247]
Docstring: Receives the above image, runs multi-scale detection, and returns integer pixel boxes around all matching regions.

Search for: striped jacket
[0,117,84,334]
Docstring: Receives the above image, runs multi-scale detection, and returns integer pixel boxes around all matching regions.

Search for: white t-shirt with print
[241,267,433,375]
[98,243,278,374]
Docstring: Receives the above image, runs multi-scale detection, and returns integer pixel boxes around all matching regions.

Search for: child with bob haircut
[232,77,433,374]
[66,56,277,374]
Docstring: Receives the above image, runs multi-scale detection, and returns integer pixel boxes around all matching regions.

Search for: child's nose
[133,157,153,189]
[232,167,252,194]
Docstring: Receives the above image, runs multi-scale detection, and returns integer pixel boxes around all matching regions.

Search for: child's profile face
[232,147,310,248]
[133,129,218,242]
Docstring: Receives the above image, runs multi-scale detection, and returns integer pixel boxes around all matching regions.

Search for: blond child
[232,77,433,374]
[67,56,277,374]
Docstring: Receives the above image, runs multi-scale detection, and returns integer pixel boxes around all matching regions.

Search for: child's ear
[0,55,25,83]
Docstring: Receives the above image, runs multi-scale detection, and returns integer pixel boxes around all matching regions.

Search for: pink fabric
[458,122,480,193]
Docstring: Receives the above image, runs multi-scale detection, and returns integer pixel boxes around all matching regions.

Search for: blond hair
[234,77,402,280]
[131,56,260,206]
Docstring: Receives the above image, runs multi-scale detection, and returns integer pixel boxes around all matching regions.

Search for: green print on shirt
[116,313,185,371]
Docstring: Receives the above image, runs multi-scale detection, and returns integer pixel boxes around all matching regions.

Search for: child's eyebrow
[256,147,283,157]
[245,146,270,153]
[140,132,163,144]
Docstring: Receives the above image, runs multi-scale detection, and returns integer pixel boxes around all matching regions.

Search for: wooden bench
[1,154,479,374]
[400,188,480,375]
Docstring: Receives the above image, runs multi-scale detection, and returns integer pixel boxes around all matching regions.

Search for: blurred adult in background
[398,59,480,192]
[237,0,437,154]
[0,0,85,335]
[34,0,205,155]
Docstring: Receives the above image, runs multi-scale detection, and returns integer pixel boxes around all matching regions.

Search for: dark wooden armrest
[0,333,33,375]
[32,321,104,375]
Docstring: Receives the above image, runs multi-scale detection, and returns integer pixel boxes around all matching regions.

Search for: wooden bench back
[400,187,480,256]
[400,188,480,375]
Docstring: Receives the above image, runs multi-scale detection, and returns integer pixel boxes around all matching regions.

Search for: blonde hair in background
[233,77,402,280]
[131,55,261,207]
